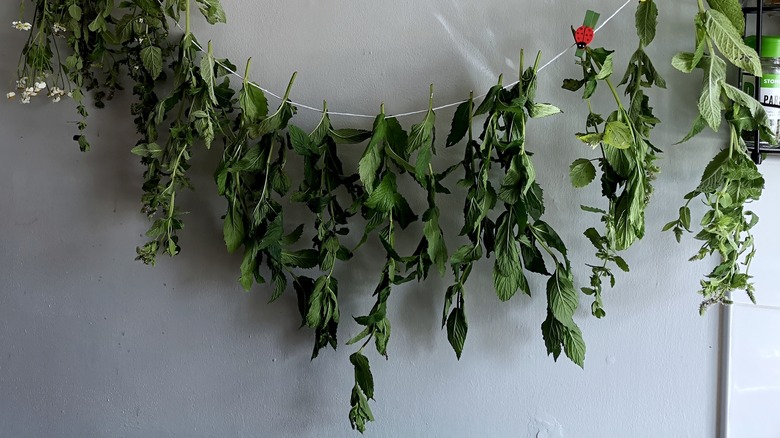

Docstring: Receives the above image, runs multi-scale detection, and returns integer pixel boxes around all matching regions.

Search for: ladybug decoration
[574,10,601,58]
[574,25,595,49]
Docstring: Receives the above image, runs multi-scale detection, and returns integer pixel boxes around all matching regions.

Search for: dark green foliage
[564,0,664,318]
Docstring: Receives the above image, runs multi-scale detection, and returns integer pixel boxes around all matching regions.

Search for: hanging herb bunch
[7,0,773,433]
[444,52,584,366]
[563,0,665,318]
[665,0,772,312]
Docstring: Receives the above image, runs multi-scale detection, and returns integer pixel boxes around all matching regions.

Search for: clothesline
[171,0,634,119]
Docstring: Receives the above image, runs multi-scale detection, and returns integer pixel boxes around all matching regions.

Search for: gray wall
[0,1,744,436]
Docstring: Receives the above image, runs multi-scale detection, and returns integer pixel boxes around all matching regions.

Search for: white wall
[0,1,736,437]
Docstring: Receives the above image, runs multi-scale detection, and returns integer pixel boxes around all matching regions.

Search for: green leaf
[613,256,630,273]
[698,55,727,131]
[576,132,604,148]
[365,173,398,213]
[595,54,614,80]
[705,10,761,76]
[288,124,315,156]
[223,204,244,253]
[349,385,375,433]
[698,148,730,194]
[446,308,468,360]
[635,0,659,46]
[409,108,436,181]
[493,262,527,302]
[140,46,163,80]
[331,128,372,144]
[672,52,699,73]
[424,208,448,277]
[547,265,578,327]
[240,82,268,123]
[281,249,319,269]
[721,83,771,129]
[200,45,218,105]
[69,4,82,20]
[359,114,386,192]
[563,324,586,368]
[305,277,328,328]
[706,0,745,35]
[679,206,692,231]
[541,311,564,360]
[130,144,149,157]
[562,79,585,92]
[196,0,227,24]
[569,159,597,188]
[350,352,374,399]
[447,101,471,147]
[584,228,604,249]
[603,121,633,150]
[239,244,258,291]
[534,221,568,257]
[528,103,562,119]
[581,205,607,214]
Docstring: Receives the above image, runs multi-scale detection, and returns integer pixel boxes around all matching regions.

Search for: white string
[171,0,634,119]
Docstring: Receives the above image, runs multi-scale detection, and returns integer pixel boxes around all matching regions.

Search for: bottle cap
[745,35,780,58]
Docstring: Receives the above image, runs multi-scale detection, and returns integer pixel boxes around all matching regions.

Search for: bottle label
[742,72,780,140]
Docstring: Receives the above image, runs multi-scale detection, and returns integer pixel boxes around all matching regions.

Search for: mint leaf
[446,308,468,360]
[447,101,471,147]
[239,82,268,123]
[547,265,577,327]
[223,204,244,253]
[569,159,597,188]
[698,55,727,131]
[706,0,745,35]
[636,0,659,46]
[350,353,374,399]
[140,46,163,80]
[359,114,386,192]
[196,0,227,24]
[705,10,761,76]
[603,121,633,149]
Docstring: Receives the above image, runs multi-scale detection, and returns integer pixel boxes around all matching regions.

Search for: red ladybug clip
[574,25,595,49]
[574,10,600,58]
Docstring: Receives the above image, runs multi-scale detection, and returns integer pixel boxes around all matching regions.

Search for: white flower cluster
[49,86,66,103]
[12,21,32,31]
[53,22,67,35]
[7,77,70,104]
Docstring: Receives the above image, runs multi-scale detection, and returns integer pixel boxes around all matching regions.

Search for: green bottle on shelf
[743,35,780,143]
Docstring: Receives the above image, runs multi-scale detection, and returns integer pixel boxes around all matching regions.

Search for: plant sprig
[445,52,585,366]
[665,0,771,312]
[564,0,664,317]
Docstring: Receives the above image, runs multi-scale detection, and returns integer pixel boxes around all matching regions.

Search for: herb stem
[283,72,297,102]
[185,0,191,36]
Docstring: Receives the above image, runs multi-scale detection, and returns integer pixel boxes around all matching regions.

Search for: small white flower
[66,92,73,98]
[12,21,32,31]
[53,23,66,34]
[21,96,30,104]
[138,18,144,23]
[35,81,46,90]
[6,92,16,100]
[52,96,61,103]
[16,77,28,89]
